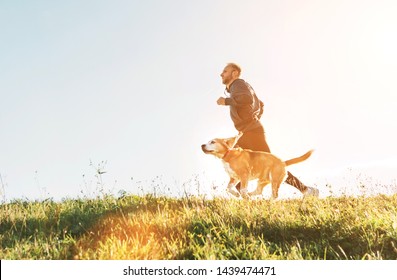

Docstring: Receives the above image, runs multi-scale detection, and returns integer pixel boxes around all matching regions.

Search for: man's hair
[226,63,241,77]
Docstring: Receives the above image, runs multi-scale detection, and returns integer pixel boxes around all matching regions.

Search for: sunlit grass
[1,192,397,260]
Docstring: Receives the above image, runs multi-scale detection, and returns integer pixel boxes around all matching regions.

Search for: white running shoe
[303,187,319,197]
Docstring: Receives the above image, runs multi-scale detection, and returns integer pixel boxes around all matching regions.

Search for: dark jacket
[225,79,264,132]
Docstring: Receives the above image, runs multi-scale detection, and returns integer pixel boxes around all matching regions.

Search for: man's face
[220,66,235,85]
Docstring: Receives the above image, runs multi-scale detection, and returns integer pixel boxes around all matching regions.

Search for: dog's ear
[224,132,243,149]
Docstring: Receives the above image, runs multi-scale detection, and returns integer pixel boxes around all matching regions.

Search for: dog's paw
[248,189,263,197]
[240,188,250,200]
[226,188,240,197]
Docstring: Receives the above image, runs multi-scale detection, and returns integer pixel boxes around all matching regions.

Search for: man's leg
[285,172,307,192]
[285,171,319,197]
[236,127,270,153]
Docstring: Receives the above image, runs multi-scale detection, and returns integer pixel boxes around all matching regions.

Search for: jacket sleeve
[224,80,253,107]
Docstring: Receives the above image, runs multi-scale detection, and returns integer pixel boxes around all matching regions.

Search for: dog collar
[222,149,232,159]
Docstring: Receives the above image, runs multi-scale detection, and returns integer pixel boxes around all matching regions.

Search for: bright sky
[1,0,397,201]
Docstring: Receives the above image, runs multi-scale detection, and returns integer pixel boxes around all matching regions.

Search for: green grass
[1,194,397,260]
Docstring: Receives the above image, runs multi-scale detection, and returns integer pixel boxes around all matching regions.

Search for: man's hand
[217,97,226,105]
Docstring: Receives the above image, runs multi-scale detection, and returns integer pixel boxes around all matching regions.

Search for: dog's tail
[284,150,313,166]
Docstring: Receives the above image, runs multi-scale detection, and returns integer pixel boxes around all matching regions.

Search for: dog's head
[201,132,243,158]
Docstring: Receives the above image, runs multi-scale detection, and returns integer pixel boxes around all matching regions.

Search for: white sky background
[1,0,397,201]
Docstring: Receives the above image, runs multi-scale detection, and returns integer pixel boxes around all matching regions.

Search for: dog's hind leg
[270,181,282,199]
[270,168,286,200]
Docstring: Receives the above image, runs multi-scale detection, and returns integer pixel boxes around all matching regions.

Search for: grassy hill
[1,194,397,260]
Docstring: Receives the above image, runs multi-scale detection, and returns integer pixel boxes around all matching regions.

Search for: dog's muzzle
[201,144,211,153]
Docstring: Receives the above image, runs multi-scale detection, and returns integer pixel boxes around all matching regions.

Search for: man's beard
[222,76,232,85]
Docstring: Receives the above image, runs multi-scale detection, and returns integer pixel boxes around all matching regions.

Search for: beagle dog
[201,132,313,199]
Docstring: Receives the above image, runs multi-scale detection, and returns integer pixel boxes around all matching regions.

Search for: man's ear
[232,70,240,79]
[224,132,243,149]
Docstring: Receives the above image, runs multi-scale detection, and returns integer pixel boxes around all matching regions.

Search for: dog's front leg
[226,178,240,197]
[239,179,250,199]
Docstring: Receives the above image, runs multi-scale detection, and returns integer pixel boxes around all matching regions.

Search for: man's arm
[217,80,253,107]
